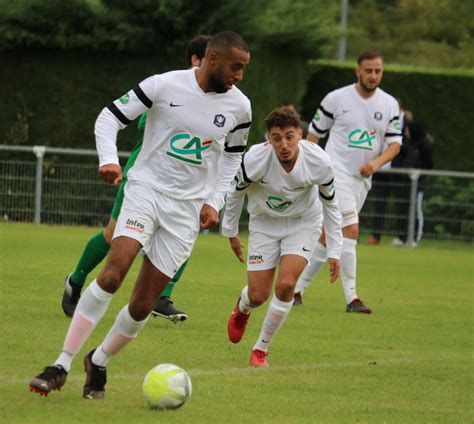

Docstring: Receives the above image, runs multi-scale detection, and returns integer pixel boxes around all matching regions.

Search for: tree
[344,0,474,67]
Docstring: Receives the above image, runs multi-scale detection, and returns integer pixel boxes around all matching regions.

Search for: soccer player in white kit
[294,51,402,313]
[29,31,252,399]
[223,107,343,367]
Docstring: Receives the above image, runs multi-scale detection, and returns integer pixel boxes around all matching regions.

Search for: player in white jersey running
[294,51,402,313]
[29,31,252,399]
[223,107,343,367]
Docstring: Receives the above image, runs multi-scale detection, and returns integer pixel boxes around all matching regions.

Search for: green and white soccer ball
[143,363,192,410]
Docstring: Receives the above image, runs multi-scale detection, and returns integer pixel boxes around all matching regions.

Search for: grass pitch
[0,222,472,423]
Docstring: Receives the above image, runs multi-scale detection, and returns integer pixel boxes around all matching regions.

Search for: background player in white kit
[222,107,343,367]
[294,51,402,313]
[29,31,252,399]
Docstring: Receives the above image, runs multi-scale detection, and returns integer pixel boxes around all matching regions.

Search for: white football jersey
[308,84,402,178]
[222,140,343,258]
[95,68,251,210]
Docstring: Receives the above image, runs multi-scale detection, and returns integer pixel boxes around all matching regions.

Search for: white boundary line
[0,356,464,387]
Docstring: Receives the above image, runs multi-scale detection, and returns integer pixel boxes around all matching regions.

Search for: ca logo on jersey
[266,195,293,212]
[166,133,213,165]
[348,129,377,151]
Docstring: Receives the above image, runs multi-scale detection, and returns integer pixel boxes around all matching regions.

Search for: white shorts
[247,213,323,271]
[334,172,369,228]
[113,181,201,277]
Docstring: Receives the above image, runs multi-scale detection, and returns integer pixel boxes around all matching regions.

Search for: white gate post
[406,169,420,247]
[32,146,46,224]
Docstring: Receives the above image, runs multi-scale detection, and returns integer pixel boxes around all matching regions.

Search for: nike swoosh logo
[342,110,350,113]
[261,340,270,343]
[261,179,268,184]
[302,247,311,252]
[170,102,183,107]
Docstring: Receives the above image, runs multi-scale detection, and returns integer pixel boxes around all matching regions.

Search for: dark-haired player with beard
[62,34,212,323]
[294,51,401,314]
[30,31,251,399]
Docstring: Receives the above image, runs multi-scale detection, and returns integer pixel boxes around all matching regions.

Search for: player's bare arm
[306,133,320,144]
[359,142,400,178]
[229,236,245,263]
[99,163,123,185]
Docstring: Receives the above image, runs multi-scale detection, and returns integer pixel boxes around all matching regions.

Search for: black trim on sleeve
[241,158,253,183]
[385,132,403,137]
[322,178,334,187]
[133,85,153,108]
[319,105,334,120]
[236,179,250,191]
[311,122,329,135]
[107,103,132,126]
[319,190,335,201]
[224,144,246,153]
[234,176,247,191]
[230,121,252,133]
[389,115,400,123]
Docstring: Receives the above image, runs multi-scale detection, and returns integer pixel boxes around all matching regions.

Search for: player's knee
[248,290,268,307]
[275,280,295,300]
[97,267,125,293]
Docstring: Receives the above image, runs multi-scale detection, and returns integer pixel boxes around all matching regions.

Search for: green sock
[70,231,110,288]
[160,260,189,298]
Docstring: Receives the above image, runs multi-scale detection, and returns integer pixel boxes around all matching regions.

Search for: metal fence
[1,145,473,244]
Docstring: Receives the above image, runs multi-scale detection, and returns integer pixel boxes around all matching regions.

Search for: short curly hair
[264,107,301,131]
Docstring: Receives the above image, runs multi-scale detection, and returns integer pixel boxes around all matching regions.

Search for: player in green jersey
[62,35,211,322]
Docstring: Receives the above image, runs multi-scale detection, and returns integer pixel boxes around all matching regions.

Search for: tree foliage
[345,0,474,67]
[0,0,339,57]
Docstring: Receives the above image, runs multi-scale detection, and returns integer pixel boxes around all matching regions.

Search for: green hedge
[0,51,177,155]
[301,60,474,171]
[0,48,310,156]
[3,53,472,172]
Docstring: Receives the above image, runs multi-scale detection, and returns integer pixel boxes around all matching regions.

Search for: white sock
[92,305,149,367]
[295,241,327,294]
[341,238,358,304]
[54,280,113,372]
[238,286,254,314]
[253,295,293,352]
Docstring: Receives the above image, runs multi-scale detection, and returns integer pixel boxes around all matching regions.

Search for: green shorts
[110,177,127,220]
[110,138,143,221]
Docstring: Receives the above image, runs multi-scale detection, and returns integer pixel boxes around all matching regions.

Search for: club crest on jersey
[119,93,130,104]
[266,195,293,212]
[374,112,383,121]
[348,129,376,151]
[166,133,213,165]
[214,114,226,128]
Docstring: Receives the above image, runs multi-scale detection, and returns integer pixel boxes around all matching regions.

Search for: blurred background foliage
[0,0,472,170]
[0,0,471,66]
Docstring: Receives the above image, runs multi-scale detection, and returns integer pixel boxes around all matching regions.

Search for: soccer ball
[143,363,192,410]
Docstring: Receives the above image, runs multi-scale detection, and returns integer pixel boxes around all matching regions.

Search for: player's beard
[359,77,378,93]
[208,68,229,94]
